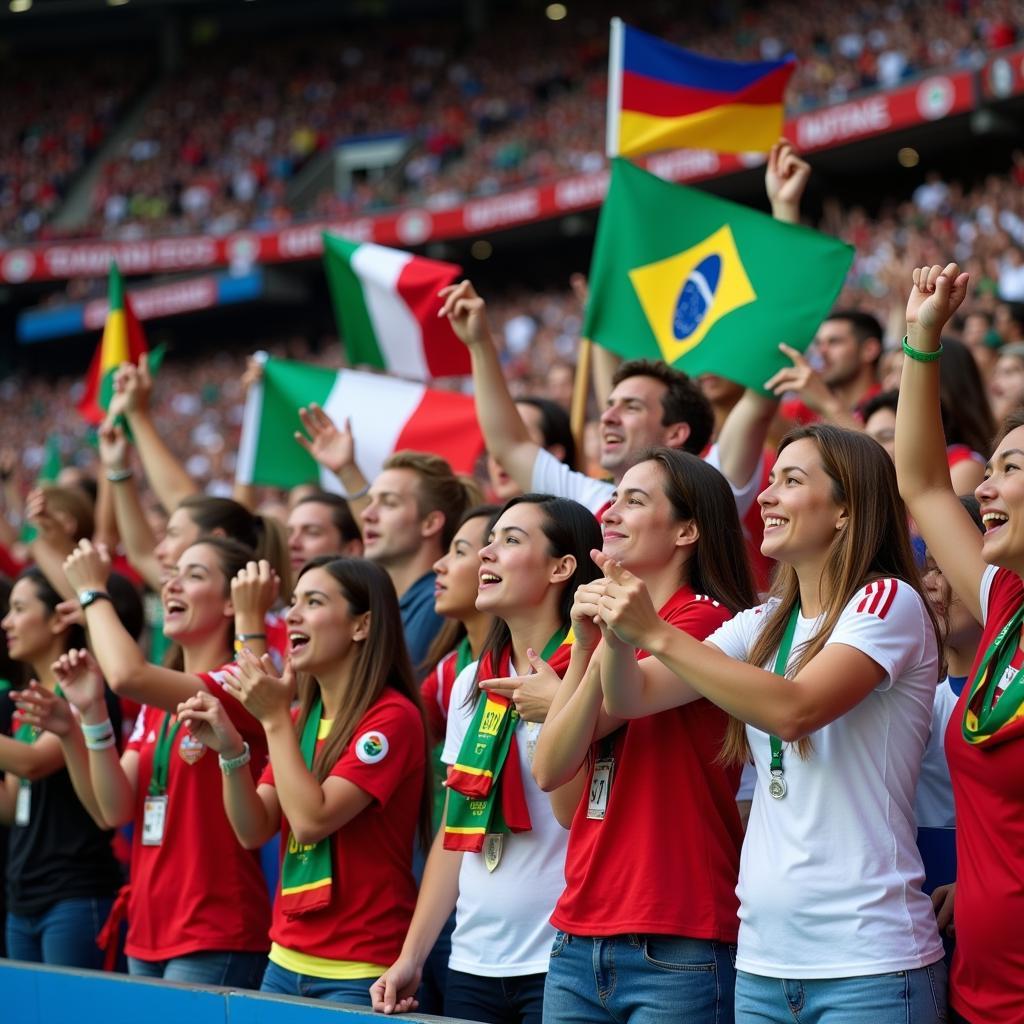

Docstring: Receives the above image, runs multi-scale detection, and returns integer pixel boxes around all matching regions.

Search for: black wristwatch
[78,590,112,610]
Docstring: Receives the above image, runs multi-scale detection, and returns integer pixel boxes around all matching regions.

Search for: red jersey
[420,648,460,745]
[743,450,775,594]
[124,666,271,960]
[261,688,426,965]
[551,586,743,941]
[946,568,1024,1023]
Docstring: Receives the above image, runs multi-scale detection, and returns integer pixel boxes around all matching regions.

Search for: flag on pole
[236,356,484,490]
[323,234,471,380]
[606,18,795,157]
[583,158,854,392]
[77,263,148,425]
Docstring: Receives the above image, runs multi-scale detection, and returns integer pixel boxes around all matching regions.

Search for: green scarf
[962,601,1024,747]
[279,697,332,917]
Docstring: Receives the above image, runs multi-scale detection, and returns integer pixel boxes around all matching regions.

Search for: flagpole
[570,338,592,471]
[606,17,624,157]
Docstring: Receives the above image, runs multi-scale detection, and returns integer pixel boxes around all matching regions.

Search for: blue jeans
[444,968,546,1024]
[5,896,113,969]
[128,949,266,989]
[734,962,948,1024]
[259,959,375,1006]
[543,931,737,1024]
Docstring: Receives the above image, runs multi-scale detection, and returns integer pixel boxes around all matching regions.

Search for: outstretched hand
[763,343,834,413]
[765,139,811,221]
[906,263,970,337]
[479,647,560,723]
[295,403,356,475]
[11,682,74,738]
[591,549,662,648]
[437,280,492,349]
[51,648,106,714]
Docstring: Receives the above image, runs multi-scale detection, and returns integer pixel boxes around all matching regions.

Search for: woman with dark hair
[0,568,121,967]
[16,536,277,986]
[532,447,756,1023]
[177,556,430,1006]
[591,425,946,1022]
[488,399,577,502]
[372,494,602,1023]
[938,337,995,495]
[896,262,1024,1023]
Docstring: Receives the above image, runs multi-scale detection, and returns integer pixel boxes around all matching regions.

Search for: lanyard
[148,711,183,796]
[767,606,800,800]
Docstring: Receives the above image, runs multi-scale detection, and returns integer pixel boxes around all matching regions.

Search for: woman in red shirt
[896,261,1024,1024]
[177,556,430,1006]
[20,535,276,986]
[532,448,756,1023]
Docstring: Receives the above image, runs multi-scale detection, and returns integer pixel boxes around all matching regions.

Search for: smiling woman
[896,262,1024,1024]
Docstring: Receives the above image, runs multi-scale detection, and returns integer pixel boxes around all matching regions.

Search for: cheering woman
[895,262,1024,1024]
[591,425,946,1023]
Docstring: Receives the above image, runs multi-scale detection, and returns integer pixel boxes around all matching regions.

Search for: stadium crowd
[5,0,1022,244]
[2,139,1024,1024]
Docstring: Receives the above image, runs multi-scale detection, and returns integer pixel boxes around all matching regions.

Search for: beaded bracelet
[902,335,943,362]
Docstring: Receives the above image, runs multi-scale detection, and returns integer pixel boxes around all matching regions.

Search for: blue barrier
[0,960,473,1024]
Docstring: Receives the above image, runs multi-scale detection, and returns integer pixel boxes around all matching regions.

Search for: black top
[4,687,124,915]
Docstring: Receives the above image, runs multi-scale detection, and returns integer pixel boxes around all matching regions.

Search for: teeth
[983,512,1008,525]
[289,633,309,644]
[480,573,502,584]
[764,517,787,528]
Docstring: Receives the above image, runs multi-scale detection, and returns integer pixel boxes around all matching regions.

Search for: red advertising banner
[0,68,979,286]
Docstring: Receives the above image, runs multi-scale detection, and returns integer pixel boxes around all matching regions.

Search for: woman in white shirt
[591,424,947,1024]
[371,494,602,1023]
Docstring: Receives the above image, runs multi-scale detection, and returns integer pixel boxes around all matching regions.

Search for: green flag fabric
[583,158,855,391]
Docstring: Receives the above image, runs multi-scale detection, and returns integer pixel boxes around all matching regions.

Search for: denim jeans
[543,931,737,1024]
[128,949,266,989]
[734,962,948,1024]
[444,968,546,1024]
[259,959,375,1006]
[5,896,113,969]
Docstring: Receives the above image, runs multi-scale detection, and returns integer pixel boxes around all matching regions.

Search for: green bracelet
[902,335,943,362]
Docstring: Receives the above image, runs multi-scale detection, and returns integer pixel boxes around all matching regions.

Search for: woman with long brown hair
[531,447,756,1024]
[177,556,430,1005]
[590,425,946,1023]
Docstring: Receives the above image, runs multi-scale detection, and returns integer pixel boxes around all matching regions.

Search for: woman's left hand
[592,549,663,648]
[479,648,559,723]
[176,690,245,756]
[223,647,295,724]
[63,539,112,593]
[230,559,279,620]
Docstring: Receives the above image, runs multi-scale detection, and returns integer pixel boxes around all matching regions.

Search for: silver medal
[768,773,787,800]
[483,833,503,872]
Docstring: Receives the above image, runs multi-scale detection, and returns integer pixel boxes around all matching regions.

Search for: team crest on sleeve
[356,730,389,764]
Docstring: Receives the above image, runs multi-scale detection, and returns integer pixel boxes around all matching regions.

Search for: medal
[768,772,787,800]
[483,834,503,872]
[178,731,206,765]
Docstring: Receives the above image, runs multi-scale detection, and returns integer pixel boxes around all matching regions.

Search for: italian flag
[236,356,484,490]
[77,263,148,425]
[323,234,471,380]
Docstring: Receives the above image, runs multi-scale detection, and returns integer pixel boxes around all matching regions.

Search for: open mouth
[478,571,502,588]
[289,632,310,651]
[762,515,788,531]
[164,599,187,617]
[982,511,1008,533]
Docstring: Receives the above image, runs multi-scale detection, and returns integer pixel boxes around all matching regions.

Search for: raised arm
[439,281,540,494]
[895,263,984,620]
[24,489,77,601]
[97,420,161,590]
[118,357,200,513]
[294,404,371,521]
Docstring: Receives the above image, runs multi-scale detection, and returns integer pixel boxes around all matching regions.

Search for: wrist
[78,701,108,725]
[262,709,293,733]
[906,323,940,350]
[770,200,799,223]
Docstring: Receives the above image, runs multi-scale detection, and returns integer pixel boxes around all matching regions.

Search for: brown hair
[292,557,432,846]
[295,491,362,546]
[995,408,1024,447]
[720,425,941,764]
[610,359,714,455]
[41,484,94,541]
[634,447,757,613]
[383,451,472,549]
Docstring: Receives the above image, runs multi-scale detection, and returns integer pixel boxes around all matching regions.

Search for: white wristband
[85,733,117,751]
[218,742,251,775]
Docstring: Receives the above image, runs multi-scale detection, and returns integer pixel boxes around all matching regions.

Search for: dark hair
[860,389,899,424]
[178,495,290,588]
[826,309,883,346]
[958,495,984,533]
[610,359,714,455]
[383,451,472,550]
[15,566,86,655]
[517,397,577,468]
[722,425,941,764]
[476,494,602,688]
[938,337,995,458]
[106,572,145,642]
[0,577,15,685]
[295,491,362,545]
[421,504,502,676]
[634,447,757,613]
[293,557,432,846]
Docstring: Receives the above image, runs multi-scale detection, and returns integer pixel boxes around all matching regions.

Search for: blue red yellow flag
[606,18,796,157]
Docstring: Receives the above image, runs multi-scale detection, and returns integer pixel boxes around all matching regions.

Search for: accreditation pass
[587,758,614,820]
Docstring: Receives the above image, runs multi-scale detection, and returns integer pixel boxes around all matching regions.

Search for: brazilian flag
[583,158,854,392]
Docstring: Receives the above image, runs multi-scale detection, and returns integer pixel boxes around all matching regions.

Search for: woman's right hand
[11,682,74,738]
[369,955,422,1015]
[931,881,956,935]
[906,263,969,338]
[175,690,245,756]
[64,539,113,593]
[437,280,492,349]
[98,419,129,471]
[52,648,106,715]
[571,579,608,653]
